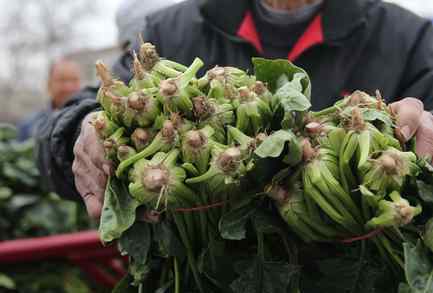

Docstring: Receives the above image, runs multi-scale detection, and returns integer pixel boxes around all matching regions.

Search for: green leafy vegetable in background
[0,124,102,293]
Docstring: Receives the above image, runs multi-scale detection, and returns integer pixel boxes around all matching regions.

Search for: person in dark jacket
[37,0,433,218]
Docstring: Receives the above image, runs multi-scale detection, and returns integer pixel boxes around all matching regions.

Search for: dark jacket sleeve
[36,87,100,200]
[35,21,156,200]
[397,21,433,111]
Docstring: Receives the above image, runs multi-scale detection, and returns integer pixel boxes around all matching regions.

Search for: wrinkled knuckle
[97,169,108,181]
[73,140,84,157]
[90,148,106,165]
[82,191,95,201]
[72,160,80,175]
[405,97,424,111]
[96,171,108,189]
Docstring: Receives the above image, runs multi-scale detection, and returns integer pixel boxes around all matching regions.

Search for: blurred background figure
[17,58,81,141]
[115,0,177,51]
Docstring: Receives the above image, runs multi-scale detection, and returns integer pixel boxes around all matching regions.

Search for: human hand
[390,98,433,158]
[72,112,112,218]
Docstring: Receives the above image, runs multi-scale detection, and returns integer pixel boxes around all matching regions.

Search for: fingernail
[400,125,412,142]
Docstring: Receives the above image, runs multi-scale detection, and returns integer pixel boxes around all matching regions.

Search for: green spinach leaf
[252,58,311,96]
[403,242,433,293]
[231,258,297,293]
[219,198,257,240]
[99,176,139,243]
[301,252,387,293]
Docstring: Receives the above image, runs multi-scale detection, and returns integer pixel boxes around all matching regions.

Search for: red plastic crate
[0,231,126,288]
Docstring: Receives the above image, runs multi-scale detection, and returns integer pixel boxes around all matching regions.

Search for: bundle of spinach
[92,43,433,293]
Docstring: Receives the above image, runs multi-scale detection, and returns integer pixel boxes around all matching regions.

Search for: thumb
[415,112,433,158]
[390,98,424,142]
[83,192,103,219]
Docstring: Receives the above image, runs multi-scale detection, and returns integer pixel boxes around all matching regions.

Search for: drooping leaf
[199,240,237,292]
[119,223,152,287]
[219,198,257,240]
[361,108,393,126]
[99,176,140,243]
[398,283,412,293]
[252,58,311,95]
[253,58,311,130]
[252,209,298,264]
[417,180,433,204]
[119,222,152,267]
[254,130,300,160]
[403,242,433,293]
[417,159,433,186]
[301,253,388,293]
[274,73,312,112]
[424,219,433,253]
[252,209,285,235]
[230,258,298,293]
[153,221,185,260]
[130,261,150,286]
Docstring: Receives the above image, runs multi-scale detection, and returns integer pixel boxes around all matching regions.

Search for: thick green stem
[306,167,360,231]
[379,234,404,269]
[304,185,346,227]
[173,214,204,293]
[361,193,371,222]
[185,167,219,184]
[320,164,363,223]
[236,105,250,134]
[160,59,188,72]
[198,192,208,248]
[298,206,340,239]
[256,232,265,293]
[182,163,200,176]
[164,149,180,167]
[339,131,358,192]
[174,257,180,293]
[311,105,339,118]
[176,93,193,114]
[153,62,182,78]
[357,130,370,168]
[228,126,253,147]
[116,134,164,177]
[179,58,204,89]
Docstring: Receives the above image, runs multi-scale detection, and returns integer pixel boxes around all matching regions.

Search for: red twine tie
[174,201,228,212]
[339,228,384,244]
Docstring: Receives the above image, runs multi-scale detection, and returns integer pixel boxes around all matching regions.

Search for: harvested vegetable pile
[0,124,100,293]
[95,42,433,293]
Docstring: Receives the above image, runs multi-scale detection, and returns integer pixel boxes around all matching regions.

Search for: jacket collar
[321,0,378,41]
[199,0,379,43]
